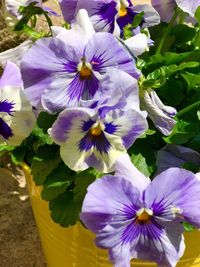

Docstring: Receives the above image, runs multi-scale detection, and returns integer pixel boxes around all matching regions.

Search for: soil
[0,1,150,266]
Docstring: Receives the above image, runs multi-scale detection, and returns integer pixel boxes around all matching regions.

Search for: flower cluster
[1,0,200,266]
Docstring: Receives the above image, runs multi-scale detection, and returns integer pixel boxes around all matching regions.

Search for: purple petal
[58,0,78,22]
[144,167,200,227]
[114,154,150,192]
[81,175,141,233]
[21,37,80,110]
[132,4,160,27]
[0,118,13,139]
[0,40,32,67]
[0,61,22,88]
[133,221,184,266]
[175,0,200,17]
[156,145,200,174]
[112,108,148,148]
[151,0,176,22]
[84,32,140,79]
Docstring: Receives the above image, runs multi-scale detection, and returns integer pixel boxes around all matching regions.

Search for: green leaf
[74,170,96,207]
[41,163,75,201]
[131,12,144,28]
[164,120,200,145]
[129,139,156,177]
[171,24,196,44]
[37,112,58,133]
[42,181,71,201]
[181,72,200,90]
[183,222,196,232]
[31,145,61,185]
[49,190,80,227]
[195,6,200,27]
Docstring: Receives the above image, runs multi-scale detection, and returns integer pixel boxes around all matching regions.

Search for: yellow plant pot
[23,164,200,267]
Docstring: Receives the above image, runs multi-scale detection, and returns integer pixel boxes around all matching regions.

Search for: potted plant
[1,0,200,266]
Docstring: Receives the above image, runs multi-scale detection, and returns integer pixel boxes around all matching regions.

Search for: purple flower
[59,0,160,35]
[0,61,36,145]
[140,90,177,135]
[151,0,200,22]
[49,95,148,172]
[81,154,200,266]
[21,9,140,113]
[156,144,200,174]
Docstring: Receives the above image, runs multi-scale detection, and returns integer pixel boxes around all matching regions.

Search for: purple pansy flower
[156,144,200,174]
[140,90,177,135]
[151,0,200,23]
[21,9,140,113]
[81,154,200,266]
[49,94,148,172]
[59,0,160,35]
[0,61,36,145]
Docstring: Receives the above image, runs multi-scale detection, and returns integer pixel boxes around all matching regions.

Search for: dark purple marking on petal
[121,217,163,244]
[0,118,13,139]
[0,100,15,115]
[67,73,100,103]
[78,131,111,154]
[90,54,113,73]
[93,1,117,33]
[104,122,118,134]
[82,119,96,132]
[64,60,78,73]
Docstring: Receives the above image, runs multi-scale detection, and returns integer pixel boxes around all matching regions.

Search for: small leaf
[31,145,61,185]
[49,190,80,227]
[74,170,96,207]
[41,181,71,201]
[183,222,196,232]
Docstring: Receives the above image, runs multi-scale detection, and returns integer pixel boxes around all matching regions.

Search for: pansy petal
[0,61,22,88]
[107,108,148,148]
[49,108,96,171]
[124,33,152,56]
[85,32,140,78]
[0,86,36,145]
[81,175,141,233]
[100,68,141,110]
[0,40,32,67]
[175,0,200,17]
[156,144,200,174]
[133,221,184,267]
[114,154,150,191]
[132,4,160,27]
[151,0,176,22]
[144,167,200,226]
[21,37,80,109]
[55,9,95,49]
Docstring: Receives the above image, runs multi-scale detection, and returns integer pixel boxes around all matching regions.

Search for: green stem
[176,101,200,118]
[155,8,179,55]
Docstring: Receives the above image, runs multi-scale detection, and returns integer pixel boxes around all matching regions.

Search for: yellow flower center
[119,5,127,17]
[90,125,102,136]
[136,208,153,223]
[79,64,92,79]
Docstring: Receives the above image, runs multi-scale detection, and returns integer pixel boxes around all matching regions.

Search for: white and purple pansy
[48,101,148,172]
[0,61,36,146]
[20,9,140,113]
[81,154,200,267]
[59,0,160,35]
[151,0,200,23]
[140,90,177,136]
